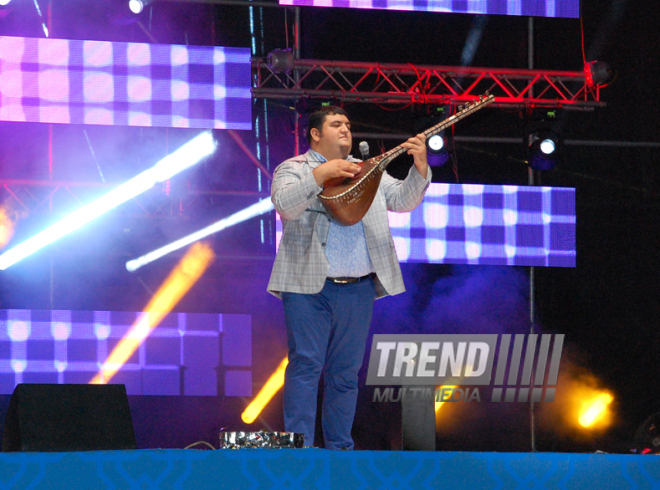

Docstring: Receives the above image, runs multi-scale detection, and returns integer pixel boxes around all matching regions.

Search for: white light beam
[0,131,216,270]
[126,199,274,272]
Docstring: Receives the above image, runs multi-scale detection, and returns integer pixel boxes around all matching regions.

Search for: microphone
[359,141,370,160]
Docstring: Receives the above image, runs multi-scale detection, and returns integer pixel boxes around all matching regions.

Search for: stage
[0,448,658,489]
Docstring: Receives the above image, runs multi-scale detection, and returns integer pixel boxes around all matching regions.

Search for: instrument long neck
[375,95,494,169]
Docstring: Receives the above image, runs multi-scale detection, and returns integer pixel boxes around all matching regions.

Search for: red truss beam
[253,59,605,110]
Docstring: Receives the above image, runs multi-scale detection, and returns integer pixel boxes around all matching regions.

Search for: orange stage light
[90,241,214,385]
[435,385,458,412]
[0,207,15,249]
[242,357,289,424]
[579,392,613,428]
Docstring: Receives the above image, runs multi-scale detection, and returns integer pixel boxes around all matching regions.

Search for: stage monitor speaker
[2,383,137,452]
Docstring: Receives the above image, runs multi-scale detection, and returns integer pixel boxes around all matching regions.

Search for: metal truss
[253,58,605,110]
[0,179,267,218]
[0,60,605,218]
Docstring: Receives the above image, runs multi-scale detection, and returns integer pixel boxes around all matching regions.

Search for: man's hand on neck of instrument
[403,133,429,179]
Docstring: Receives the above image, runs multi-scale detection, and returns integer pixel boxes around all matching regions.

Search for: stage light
[108,0,152,25]
[417,106,451,167]
[426,134,450,167]
[428,134,444,152]
[90,242,214,385]
[434,385,458,412]
[578,392,613,428]
[528,130,561,170]
[585,61,616,87]
[0,207,15,249]
[525,111,563,171]
[539,138,556,155]
[126,198,274,271]
[267,49,294,74]
[0,131,216,270]
[242,357,288,424]
[128,0,144,14]
[0,0,12,18]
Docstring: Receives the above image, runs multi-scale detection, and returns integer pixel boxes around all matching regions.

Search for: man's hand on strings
[313,159,361,187]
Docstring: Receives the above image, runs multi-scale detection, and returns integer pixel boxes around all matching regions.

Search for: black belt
[326,273,375,284]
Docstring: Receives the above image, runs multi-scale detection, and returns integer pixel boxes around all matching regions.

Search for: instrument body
[318,155,387,226]
[319,94,494,226]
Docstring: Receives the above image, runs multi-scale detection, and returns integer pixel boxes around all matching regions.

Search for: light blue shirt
[311,150,375,278]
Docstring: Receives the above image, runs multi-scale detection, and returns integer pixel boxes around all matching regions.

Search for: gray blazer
[268,149,431,299]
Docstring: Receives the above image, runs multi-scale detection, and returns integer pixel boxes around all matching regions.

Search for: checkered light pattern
[0,309,252,397]
[275,184,576,267]
[0,36,252,129]
[278,0,579,18]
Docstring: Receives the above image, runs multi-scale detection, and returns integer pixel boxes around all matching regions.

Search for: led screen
[0,309,252,397]
[276,183,576,267]
[0,36,252,129]
[278,0,579,18]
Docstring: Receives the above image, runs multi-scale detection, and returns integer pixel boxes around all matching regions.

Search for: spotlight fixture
[427,134,444,152]
[426,133,450,167]
[267,49,294,74]
[129,0,153,15]
[416,106,451,167]
[524,111,563,171]
[108,0,152,25]
[0,0,13,19]
[528,130,561,170]
[585,61,616,87]
[128,0,145,14]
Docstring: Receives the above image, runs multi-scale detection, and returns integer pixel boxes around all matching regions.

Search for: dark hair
[306,106,349,146]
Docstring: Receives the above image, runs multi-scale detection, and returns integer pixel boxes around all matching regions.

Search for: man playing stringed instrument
[268,106,431,450]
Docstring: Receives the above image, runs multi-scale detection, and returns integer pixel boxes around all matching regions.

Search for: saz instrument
[318,94,495,226]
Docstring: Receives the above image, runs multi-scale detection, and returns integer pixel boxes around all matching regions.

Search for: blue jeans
[282,278,377,449]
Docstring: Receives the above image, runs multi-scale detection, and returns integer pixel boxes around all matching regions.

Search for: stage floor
[0,448,658,489]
